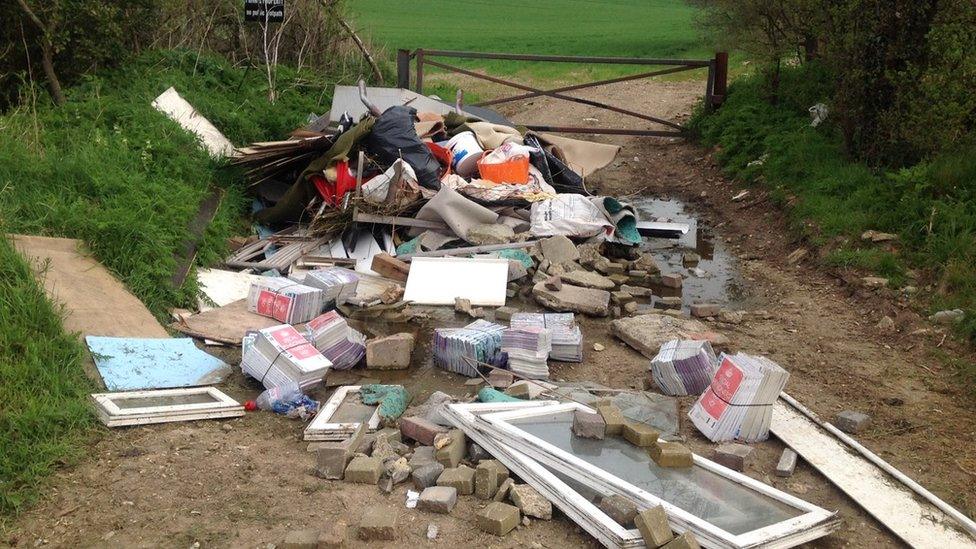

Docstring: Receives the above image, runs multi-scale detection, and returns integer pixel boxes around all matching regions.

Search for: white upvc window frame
[476,402,839,549]
[90,386,243,427]
[304,385,380,441]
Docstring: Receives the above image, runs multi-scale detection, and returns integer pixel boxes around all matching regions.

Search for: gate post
[415,49,425,94]
[396,49,411,89]
[712,51,728,107]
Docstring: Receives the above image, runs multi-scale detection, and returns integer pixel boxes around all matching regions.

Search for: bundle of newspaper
[241,324,332,389]
[510,312,583,362]
[502,326,553,379]
[650,340,718,396]
[432,319,506,377]
[688,353,790,442]
[305,311,366,370]
[247,277,326,324]
[302,267,360,307]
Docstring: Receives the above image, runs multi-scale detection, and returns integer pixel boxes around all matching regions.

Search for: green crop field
[349,0,715,89]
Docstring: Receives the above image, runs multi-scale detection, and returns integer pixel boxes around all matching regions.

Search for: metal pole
[396,49,411,89]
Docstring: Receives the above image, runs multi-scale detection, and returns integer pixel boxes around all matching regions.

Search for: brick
[663,531,701,549]
[400,416,448,446]
[493,477,515,502]
[622,422,659,447]
[475,460,510,500]
[411,462,445,490]
[281,528,319,549]
[660,273,683,288]
[314,424,367,480]
[317,521,347,549]
[435,429,467,468]
[635,506,672,547]
[572,410,606,439]
[436,465,476,495]
[358,507,396,541]
[544,275,562,291]
[509,484,551,520]
[495,306,519,322]
[597,495,638,528]
[834,410,871,434]
[649,441,694,468]
[477,502,521,536]
[370,252,409,283]
[344,456,383,484]
[690,303,721,318]
[488,369,515,389]
[366,333,414,370]
[418,486,458,514]
[596,404,627,436]
[776,448,798,478]
[712,443,753,472]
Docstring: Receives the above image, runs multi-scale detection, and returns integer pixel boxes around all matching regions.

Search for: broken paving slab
[532,282,610,317]
[86,336,231,391]
[611,314,728,359]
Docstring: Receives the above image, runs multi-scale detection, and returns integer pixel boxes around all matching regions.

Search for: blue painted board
[86,336,232,391]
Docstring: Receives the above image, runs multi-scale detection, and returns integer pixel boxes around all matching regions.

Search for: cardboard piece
[170,299,283,345]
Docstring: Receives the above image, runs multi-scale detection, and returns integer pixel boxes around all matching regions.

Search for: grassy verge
[0,236,95,519]
[689,64,976,388]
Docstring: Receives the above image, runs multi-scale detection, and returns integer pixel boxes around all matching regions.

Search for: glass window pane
[113,393,219,409]
[330,396,377,423]
[509,411,801,535]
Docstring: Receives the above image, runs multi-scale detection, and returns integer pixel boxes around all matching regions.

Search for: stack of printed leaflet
[688,352,790,442]
[510,312,583,362]
[432,319,505,377]
[305,311,366,370]
[650,339,718,396]
[502,327,553,380]
[247,277,325,324]
[302,267,360,307]
[241,324,332,389]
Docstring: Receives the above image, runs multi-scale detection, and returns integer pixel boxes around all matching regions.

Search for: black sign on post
[244,0,284,22]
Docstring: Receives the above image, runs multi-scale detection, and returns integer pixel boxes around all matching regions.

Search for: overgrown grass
[690,64,976,385]
[0,236,96,518]
[0,49,333,317]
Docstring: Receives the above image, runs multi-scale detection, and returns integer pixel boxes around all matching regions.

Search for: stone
[418,486,458,514]
[386,457,412,484]
[635,506,672,547]
[608,273,630,286]
[930,309,965,324]
[690,303,720,318]
[682,252,701,266]
[426,523,439,541]
[560,269,616,290]
[508,260,528,282]
[509,484,552,520]
[620,284,653,297]
[876,315,896,332]
[712,443,753,472]
[611,314,728,359]
[596,404,626,436]
[611,291,635,305]
[861,276,889,288]
[544,275,563,291]
[467,442,491,463]
[834,410,871,434]
[454,297,483,319]
[467,223,515,245]
[611,305,622,318]
[317,521,347,549]
[475,459,510,500]
[281,528,319,549]
[598,495,638,527]
[577,242,604,266]
[649,441,694,468]
[655,296,682,310]
[412,462,445,490]
[593,258,613,275]
[315,424,367,480]
[488,369,515,389]
[533,282,611,317]
[606,261,627,274]
[370,437,399,461]
[861,230,898,242]
[366,333,414,370]
[622,422,659,447]
[378,475,394,494]
[408,445,437,470]
[663,531,702,549]
[374,427,402,446]
[718,310,744,324]
[400,417,449,446]
[436,465,476,495]
[572,410,606,439]
[358,507,396,541]
[504,379,555,399]
[493,478,515,502]
[632,253,660,274]
[345,456,383,484]
[776,448,798,477]
[623,301,638,314]
[539,235,580,264]
[495,306,519,322]
[593,342,605,351]
[660,273,683,288]
[477,502,521,536]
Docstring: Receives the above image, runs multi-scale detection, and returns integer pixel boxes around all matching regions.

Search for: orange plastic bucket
[477,153,530,184]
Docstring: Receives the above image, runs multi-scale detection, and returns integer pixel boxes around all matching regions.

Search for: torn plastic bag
[529,194,612,239]
[524,134,587,195]
[590,196,640,245]
[364,106,442,190]
[361,159,421,207]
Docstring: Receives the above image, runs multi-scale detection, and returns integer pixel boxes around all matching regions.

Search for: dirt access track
[6,79,976,548]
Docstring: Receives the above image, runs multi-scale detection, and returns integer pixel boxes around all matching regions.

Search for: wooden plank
[771,396,976,547]
[353,212,450,232]
[399,240,539,261]
[370,252,409,283]
[171,187,222,289]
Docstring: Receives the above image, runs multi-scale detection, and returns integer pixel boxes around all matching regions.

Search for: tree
[14,0,65,105]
